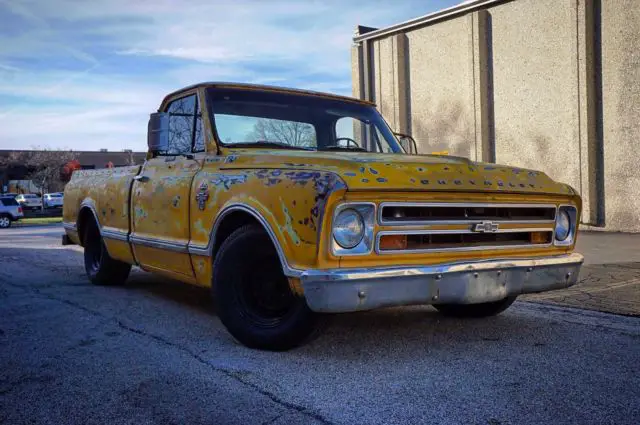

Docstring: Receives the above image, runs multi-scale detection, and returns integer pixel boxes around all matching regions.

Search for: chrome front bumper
[301,253,584,313]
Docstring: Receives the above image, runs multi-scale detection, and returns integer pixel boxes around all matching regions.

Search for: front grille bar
[379,202,557,226]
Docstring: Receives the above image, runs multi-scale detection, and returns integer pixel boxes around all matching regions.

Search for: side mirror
[147,112,169,154]
[394,132,418,155]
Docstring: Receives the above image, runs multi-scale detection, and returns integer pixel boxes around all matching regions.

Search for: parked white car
[43,192,64,208]
[15,194,43,211]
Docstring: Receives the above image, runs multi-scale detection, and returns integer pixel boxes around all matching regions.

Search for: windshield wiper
[226,141,315,151]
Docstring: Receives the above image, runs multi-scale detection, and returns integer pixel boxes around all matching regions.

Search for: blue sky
[0,0,461,152]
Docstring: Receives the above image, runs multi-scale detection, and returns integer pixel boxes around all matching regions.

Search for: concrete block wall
[352,0,640,232]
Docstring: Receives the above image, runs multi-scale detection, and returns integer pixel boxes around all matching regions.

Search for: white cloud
[0,0,454,151]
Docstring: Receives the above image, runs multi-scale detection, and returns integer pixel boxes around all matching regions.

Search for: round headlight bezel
[555,209,571,241]
[332,208,365,249]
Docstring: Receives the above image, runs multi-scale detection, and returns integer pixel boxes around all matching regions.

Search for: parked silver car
[0,196,24,228]
[15,193,42,211]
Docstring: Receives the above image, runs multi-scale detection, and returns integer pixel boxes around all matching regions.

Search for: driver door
[130,91,205,278]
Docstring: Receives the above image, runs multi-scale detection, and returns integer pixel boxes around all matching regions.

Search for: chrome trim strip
[302,252,584,282]
[186,204,303,278]
[188,243,209,256]
[378,202,557,226]
[130,234,189,253]
[102,227,129,242]
[62,222,77,231]
[375,227,554,254]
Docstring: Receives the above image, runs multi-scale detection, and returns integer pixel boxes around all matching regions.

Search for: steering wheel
[323,137,365,151]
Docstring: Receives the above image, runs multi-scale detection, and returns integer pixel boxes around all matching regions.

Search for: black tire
[0,214,11,229]
[83,219,131,286]
[433,296,517,318]
[213,224,319,351]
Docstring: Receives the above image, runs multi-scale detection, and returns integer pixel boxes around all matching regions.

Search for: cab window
[165,94,204,155]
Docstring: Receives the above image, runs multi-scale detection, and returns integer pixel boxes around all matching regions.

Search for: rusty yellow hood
[219,149,575,196]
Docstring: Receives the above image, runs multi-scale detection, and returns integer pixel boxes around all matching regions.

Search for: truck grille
[376,202,556,254]
[379,202,556,225]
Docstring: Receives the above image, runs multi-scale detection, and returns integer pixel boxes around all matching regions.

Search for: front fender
[189,168,347,274]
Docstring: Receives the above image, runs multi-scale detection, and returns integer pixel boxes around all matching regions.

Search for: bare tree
[13,149,78,202]
[248,119,316,147]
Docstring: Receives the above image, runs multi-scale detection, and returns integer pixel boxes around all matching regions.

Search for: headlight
[332,208,364,249]
[555,210,571,241]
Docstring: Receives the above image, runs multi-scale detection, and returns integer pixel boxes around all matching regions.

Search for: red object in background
[61,160,82,181]
[18,206,23,214]
[106,161,114,168]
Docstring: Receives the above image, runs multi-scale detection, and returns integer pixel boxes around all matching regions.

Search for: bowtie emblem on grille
[196,182,209,211]
[473,221,499,233]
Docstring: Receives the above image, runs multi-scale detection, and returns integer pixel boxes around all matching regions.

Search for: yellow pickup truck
[62,82,583,350]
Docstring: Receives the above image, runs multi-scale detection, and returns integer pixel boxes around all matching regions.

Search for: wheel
[0,215,11,228]
[213,224,319,351]
[83,219,131,286]
[433,296,517,318]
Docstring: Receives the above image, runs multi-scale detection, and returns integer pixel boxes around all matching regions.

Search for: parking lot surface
[1,225,639,425]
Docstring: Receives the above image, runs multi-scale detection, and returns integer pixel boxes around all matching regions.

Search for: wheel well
[77,207,97,247]
[212,210,267,259]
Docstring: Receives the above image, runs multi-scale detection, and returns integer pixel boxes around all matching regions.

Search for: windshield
[207,87,402,153]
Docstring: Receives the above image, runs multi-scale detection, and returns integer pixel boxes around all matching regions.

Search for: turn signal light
[379,234,407,251]
[530,231,551,244]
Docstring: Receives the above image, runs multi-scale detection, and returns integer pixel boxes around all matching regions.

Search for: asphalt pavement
[1,225,639,425]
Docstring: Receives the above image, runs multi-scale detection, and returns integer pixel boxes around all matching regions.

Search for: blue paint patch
[417,167,426,172]
[497,181,504,187]
[469,180,476,185]
[376,177,388,183]
[454,179,462,185]
[484,180,492,186]
[210,173,248,190]
[225,155,238,164]
[421,179,429,185]
[484,166,496,170]
[344,172,357,177]
[438,179,447,185]
[369,168,379,175]
[284,171,322,186]
[362,178,369,183]
[359,167,365,173]
[271,170,282,176]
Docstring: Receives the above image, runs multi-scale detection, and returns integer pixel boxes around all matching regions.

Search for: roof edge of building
[353,0,513,43]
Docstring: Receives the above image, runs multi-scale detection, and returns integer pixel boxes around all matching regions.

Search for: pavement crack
[114,319,334,425]
[1,279,334,425]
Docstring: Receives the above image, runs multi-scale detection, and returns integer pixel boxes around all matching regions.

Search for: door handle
[134,175,150,182]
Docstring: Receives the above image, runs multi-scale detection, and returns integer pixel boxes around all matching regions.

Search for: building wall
[352,0,640,232]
